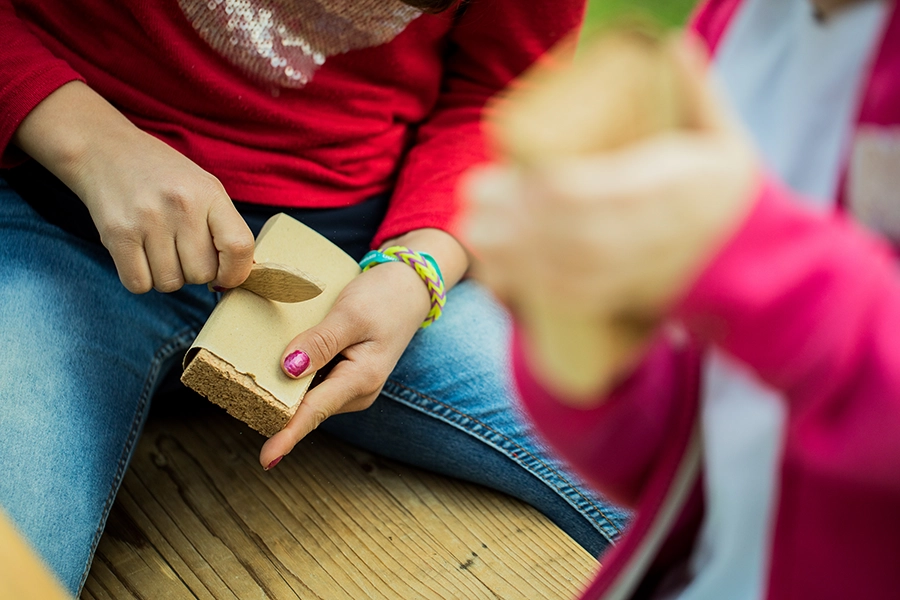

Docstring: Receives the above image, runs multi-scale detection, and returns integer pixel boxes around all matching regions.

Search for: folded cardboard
[182,213,360,436]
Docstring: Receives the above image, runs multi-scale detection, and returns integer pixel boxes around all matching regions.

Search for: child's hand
[74,127,255,293]
[13,81,255,293]
[259,228,467,469]
[258,263,429,468]
[466,134,756,323]
[461,37,758,400]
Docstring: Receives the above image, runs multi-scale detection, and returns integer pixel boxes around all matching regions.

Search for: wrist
[369,260,433,326]
[361,245,446,328]
[380,228,469,290]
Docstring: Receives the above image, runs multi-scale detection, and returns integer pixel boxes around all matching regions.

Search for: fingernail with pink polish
[265,456,283,471]
[284,350,310,377]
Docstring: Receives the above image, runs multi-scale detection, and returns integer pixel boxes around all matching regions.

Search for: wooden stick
[209,262,325,303]
[493,26,687,399]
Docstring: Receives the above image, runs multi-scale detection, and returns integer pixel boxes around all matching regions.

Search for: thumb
[281,306,360,379]
[207,197,255,290]
[259,361,374,469]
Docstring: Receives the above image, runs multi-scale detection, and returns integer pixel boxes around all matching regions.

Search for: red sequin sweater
[0,0,584,245]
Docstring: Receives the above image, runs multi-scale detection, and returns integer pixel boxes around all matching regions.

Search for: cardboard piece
[182,214,361,436]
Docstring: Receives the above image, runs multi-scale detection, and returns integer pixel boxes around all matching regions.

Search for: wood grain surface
[80,395,598,600]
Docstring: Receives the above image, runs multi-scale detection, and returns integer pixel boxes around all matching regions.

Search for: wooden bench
[80,392,598,599]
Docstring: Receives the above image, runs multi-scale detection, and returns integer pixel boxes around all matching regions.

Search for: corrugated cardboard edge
[181,348,307,437]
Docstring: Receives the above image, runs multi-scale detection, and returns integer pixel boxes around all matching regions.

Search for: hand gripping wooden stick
[492,26,688,400]
[184,214,360,437]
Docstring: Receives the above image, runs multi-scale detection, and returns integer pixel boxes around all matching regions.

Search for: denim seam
[77,327,199,593]
[380,378,626,544]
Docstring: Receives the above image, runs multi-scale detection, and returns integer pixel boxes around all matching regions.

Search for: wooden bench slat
[81,398,598,599]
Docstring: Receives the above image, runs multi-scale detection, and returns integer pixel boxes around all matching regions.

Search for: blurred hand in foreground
[461,36,758,402]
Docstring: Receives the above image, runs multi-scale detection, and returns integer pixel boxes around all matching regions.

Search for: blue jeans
[0,177,629,594]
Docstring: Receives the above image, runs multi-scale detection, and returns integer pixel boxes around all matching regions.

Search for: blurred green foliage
[585,0,697,28]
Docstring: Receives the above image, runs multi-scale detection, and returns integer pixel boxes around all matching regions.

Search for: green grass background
[584,0,697,28]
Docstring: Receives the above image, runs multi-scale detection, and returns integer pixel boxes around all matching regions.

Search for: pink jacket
[513,1,900,599]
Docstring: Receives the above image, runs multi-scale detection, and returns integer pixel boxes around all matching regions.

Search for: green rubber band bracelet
[359,246,446,328]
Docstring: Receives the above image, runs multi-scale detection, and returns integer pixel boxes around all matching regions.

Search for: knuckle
[358,393,380,410]
[154,275,185,293]
[305,328,343,363]
[198,172,227,199]
[341,380,366,401]
[121,274,151,294]
[310,407,331,430]
[183,264,218,285]
[222,230,255,259]
[216,270,244,289]
[358,379,384,400]
[352,361,390,398]
[182,253,219,284]
[162,185,193,213]
[201,265,219,284]
[100,222,143,250]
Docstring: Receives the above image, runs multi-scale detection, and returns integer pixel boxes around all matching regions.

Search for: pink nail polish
[284,350,310,377]
[265,456,283,470]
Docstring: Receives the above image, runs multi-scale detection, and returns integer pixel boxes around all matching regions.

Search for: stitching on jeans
[381,378,625,540]
[382,379,624,539]
[76,327,198,593]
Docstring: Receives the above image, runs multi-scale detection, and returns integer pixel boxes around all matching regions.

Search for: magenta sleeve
[677,174,900,490]
[511,328,693,507]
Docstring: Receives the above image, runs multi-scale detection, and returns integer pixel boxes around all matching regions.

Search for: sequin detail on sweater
[178,0,421,88]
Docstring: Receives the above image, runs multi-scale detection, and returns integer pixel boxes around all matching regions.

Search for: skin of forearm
[11,80,137,195]
[15,84,469,305]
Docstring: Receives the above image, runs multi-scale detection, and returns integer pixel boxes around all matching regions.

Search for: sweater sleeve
[677,174,900,488]
[0,1,84,167]
[372,0,586,247]
[512,329,695,507]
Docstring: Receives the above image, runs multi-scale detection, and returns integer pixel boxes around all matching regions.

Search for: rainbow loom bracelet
[359,246,446,328]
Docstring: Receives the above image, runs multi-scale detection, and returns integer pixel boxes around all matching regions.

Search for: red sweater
[0,0,584,246]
